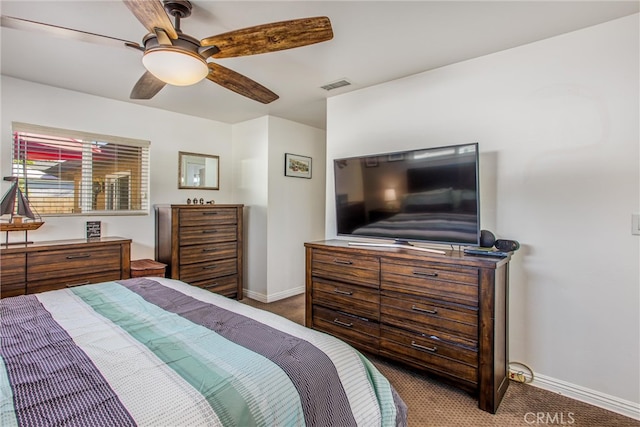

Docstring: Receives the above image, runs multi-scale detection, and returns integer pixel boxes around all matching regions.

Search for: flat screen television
[334,142,480,247]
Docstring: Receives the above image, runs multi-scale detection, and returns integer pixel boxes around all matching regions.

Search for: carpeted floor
[240,294,640,427]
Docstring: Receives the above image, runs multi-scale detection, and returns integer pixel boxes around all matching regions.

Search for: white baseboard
[528,372,640,420]
[242,286,304,303]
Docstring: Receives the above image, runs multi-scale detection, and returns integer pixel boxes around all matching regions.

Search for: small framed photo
[285,153,312,179]
[86,221,101,240]
[388,153,404,162]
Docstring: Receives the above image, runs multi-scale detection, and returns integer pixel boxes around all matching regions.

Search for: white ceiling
[1,1,638,130]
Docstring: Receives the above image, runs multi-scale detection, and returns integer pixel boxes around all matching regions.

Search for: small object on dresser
[463,247,509,257]
[186,198,191,204]
[480,229,496,248]
[86,221,101,239]
[199,198,204,204]
[494,239,520,252]
[130,259,167,278]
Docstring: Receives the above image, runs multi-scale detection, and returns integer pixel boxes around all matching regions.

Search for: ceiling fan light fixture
[142,47,208,86]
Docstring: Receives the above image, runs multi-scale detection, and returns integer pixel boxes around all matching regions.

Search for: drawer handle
[333,318,353,328]
[203,266,218,270]
[66,281,90,288]
[411,305,438,315]
[333,259,353,265]
[66,254,91,260]
[202,230,217,234]
[411,341,437,353]
[202,248,218,252]
[334,289,353,296]
[413,270,438,277]
[204,283,219,289]
[203,212,219,215]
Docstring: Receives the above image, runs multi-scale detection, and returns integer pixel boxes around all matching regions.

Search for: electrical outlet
[508,370,527,383]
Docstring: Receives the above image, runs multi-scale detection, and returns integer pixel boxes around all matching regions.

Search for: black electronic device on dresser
[334,143,481,247]
[305,239,511,414]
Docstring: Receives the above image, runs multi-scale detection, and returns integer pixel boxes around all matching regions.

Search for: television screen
[334,143,480,246]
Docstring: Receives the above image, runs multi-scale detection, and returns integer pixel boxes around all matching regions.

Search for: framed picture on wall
[284,153,312,179]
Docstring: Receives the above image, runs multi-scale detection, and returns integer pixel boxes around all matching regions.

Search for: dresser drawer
[1,253,26,297]
[193,275,239,298]
[381,260,479,306]
[380,325,478,385]
[312,278,379,320]
[179,258,237,283]
[27,271,123,294]
[381,291,477,345]
[179,208,237,227]
[312,305,379,353]
[27,246,122,281]
[312,250,379,288]
[1,253,26,284]
[1,284,26,298]
[179,225,238,246]
[179,241,237,265]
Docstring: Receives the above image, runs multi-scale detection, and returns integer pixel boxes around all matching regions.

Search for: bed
[1,277,407,426]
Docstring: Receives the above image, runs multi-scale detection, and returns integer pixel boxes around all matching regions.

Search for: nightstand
[131,259,167,278]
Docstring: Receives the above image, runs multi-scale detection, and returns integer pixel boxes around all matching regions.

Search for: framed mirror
[178,151,219,190]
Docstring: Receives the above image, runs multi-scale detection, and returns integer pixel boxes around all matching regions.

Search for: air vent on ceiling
[320,79,352,91]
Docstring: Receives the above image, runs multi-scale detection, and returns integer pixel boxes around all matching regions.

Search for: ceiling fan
[0,0,333,104]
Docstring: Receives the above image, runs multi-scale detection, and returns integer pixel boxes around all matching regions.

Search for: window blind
[10,122,150,216]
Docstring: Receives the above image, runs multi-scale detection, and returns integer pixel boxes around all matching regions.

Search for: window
[10,122,150,216]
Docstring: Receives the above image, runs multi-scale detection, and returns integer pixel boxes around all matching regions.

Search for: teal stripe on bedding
[72,282,304,427]
[358,353,398,426]
[0,356,18,427]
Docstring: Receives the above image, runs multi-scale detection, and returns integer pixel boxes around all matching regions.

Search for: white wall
[325,15,639,415]
[1,76,233,259]
[233,116,326,301]
[1,77,325,303]
[267,116,326,300]
[232,117,270,297]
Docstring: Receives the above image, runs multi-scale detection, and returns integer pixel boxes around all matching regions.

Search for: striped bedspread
[1,277,407,426]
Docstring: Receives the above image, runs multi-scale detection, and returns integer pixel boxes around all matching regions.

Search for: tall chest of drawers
[305,239,510,413]
[155,204,243,299]
[0,237,131,298]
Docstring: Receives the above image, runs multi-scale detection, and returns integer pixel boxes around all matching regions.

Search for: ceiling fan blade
[201,16,333,58]
[207,63,278,104]
[130,71,167,99]
[122,0,177,39]
[0,15,142,50]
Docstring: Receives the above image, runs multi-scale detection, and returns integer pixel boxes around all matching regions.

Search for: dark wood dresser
[0,237,131,298]
[305,239,510,413]
[155,204,243,299]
